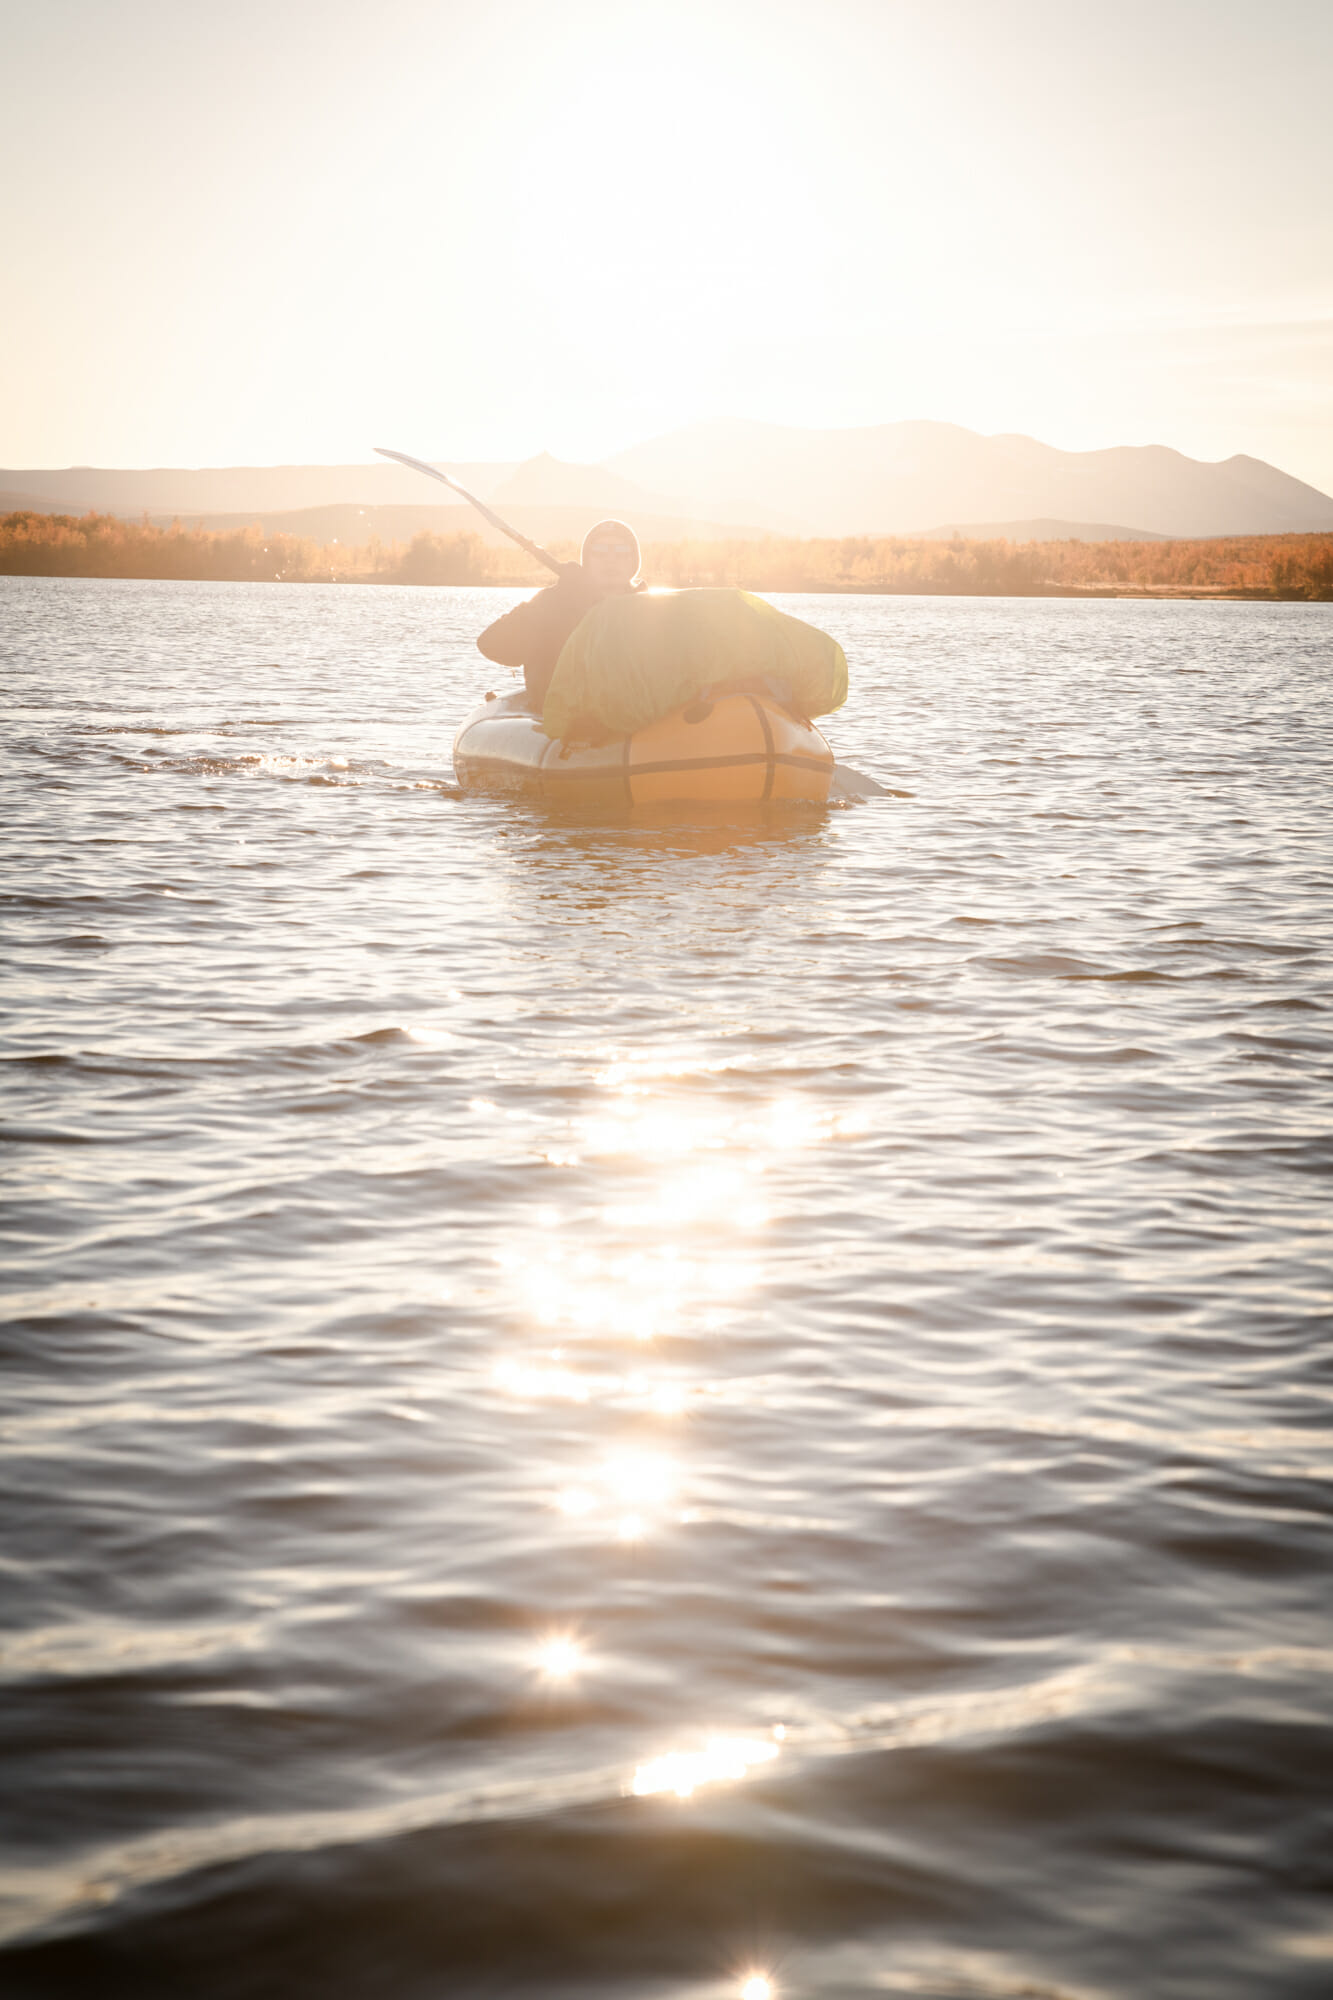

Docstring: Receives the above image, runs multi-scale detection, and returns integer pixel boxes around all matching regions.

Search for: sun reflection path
[494,1357,590,1402]
[534,1634,585,1682]
[481,1054,856,1866]
[494,1079,865,1362]
[553,1446,683,1541]
[497,1241,730,1343]
[549,1084,866,1179]
[630,1726,784,1799]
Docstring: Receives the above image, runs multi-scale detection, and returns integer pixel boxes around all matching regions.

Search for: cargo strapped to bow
[541,588,848,743]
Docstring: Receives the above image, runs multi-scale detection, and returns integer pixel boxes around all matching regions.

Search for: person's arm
[477,594,543,667]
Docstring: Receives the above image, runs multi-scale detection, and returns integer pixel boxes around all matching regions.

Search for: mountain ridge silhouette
[5,419,1332,540]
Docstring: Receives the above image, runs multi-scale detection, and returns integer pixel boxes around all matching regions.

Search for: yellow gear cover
[541,587,848,741]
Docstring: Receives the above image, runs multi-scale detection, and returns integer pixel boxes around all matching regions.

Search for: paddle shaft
[374,447,566,577]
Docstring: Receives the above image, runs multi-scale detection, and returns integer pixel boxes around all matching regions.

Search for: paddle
[374,446,566,578]
[377,444,896,801]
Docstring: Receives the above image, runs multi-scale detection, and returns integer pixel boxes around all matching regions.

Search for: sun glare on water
[554,1446,682,1540]
[534,1635,585,1682]
[631,1729,782,1799]
[487,1059,870,1553]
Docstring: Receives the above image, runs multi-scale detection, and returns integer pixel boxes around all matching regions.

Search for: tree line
[0,511,532,585]
[2,509,1330,600]
[643,531,1333,599]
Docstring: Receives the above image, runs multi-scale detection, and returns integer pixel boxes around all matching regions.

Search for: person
[476,519,643,712]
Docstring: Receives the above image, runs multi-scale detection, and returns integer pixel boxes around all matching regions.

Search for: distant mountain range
[607,421,1333,538]
[0,461,518,518]
[0,458,760,548]
[6,419,1333,542]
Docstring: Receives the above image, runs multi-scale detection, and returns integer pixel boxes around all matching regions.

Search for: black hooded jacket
[476,570,603,710]
[477,571,644,710]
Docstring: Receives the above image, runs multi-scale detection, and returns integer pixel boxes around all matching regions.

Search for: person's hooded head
[581,519,641,595]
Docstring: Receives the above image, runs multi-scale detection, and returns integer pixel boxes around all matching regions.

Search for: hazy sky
[3,0,1331,489]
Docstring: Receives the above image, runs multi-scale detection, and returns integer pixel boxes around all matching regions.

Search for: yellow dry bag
[542,587,848,741]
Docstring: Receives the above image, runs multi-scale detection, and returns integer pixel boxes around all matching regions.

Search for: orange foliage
[0,510,352,582]
[390,529,556,585]
[0,512,539,586]
[645,535,1043,595]
[642,531,1333,600]
[2,511,1331,600]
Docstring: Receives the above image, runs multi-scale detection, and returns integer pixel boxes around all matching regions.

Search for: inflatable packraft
[453,686,835,806]
[453,587,845,806]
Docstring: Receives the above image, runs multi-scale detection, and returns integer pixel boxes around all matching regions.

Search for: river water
[2,576,1330,2000]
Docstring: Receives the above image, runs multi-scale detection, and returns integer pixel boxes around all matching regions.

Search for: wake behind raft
[454,587,847,807]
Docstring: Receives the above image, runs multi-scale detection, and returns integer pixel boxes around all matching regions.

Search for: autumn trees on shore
[2,510,1330,599]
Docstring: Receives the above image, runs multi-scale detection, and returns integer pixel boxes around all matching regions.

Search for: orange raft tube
[453,688,834,807]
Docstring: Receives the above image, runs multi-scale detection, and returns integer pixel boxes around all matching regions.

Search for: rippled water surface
[3,576,1331,2000]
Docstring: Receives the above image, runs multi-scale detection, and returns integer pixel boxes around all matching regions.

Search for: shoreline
[3,512,1330,601]
[1,571,1325,603]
